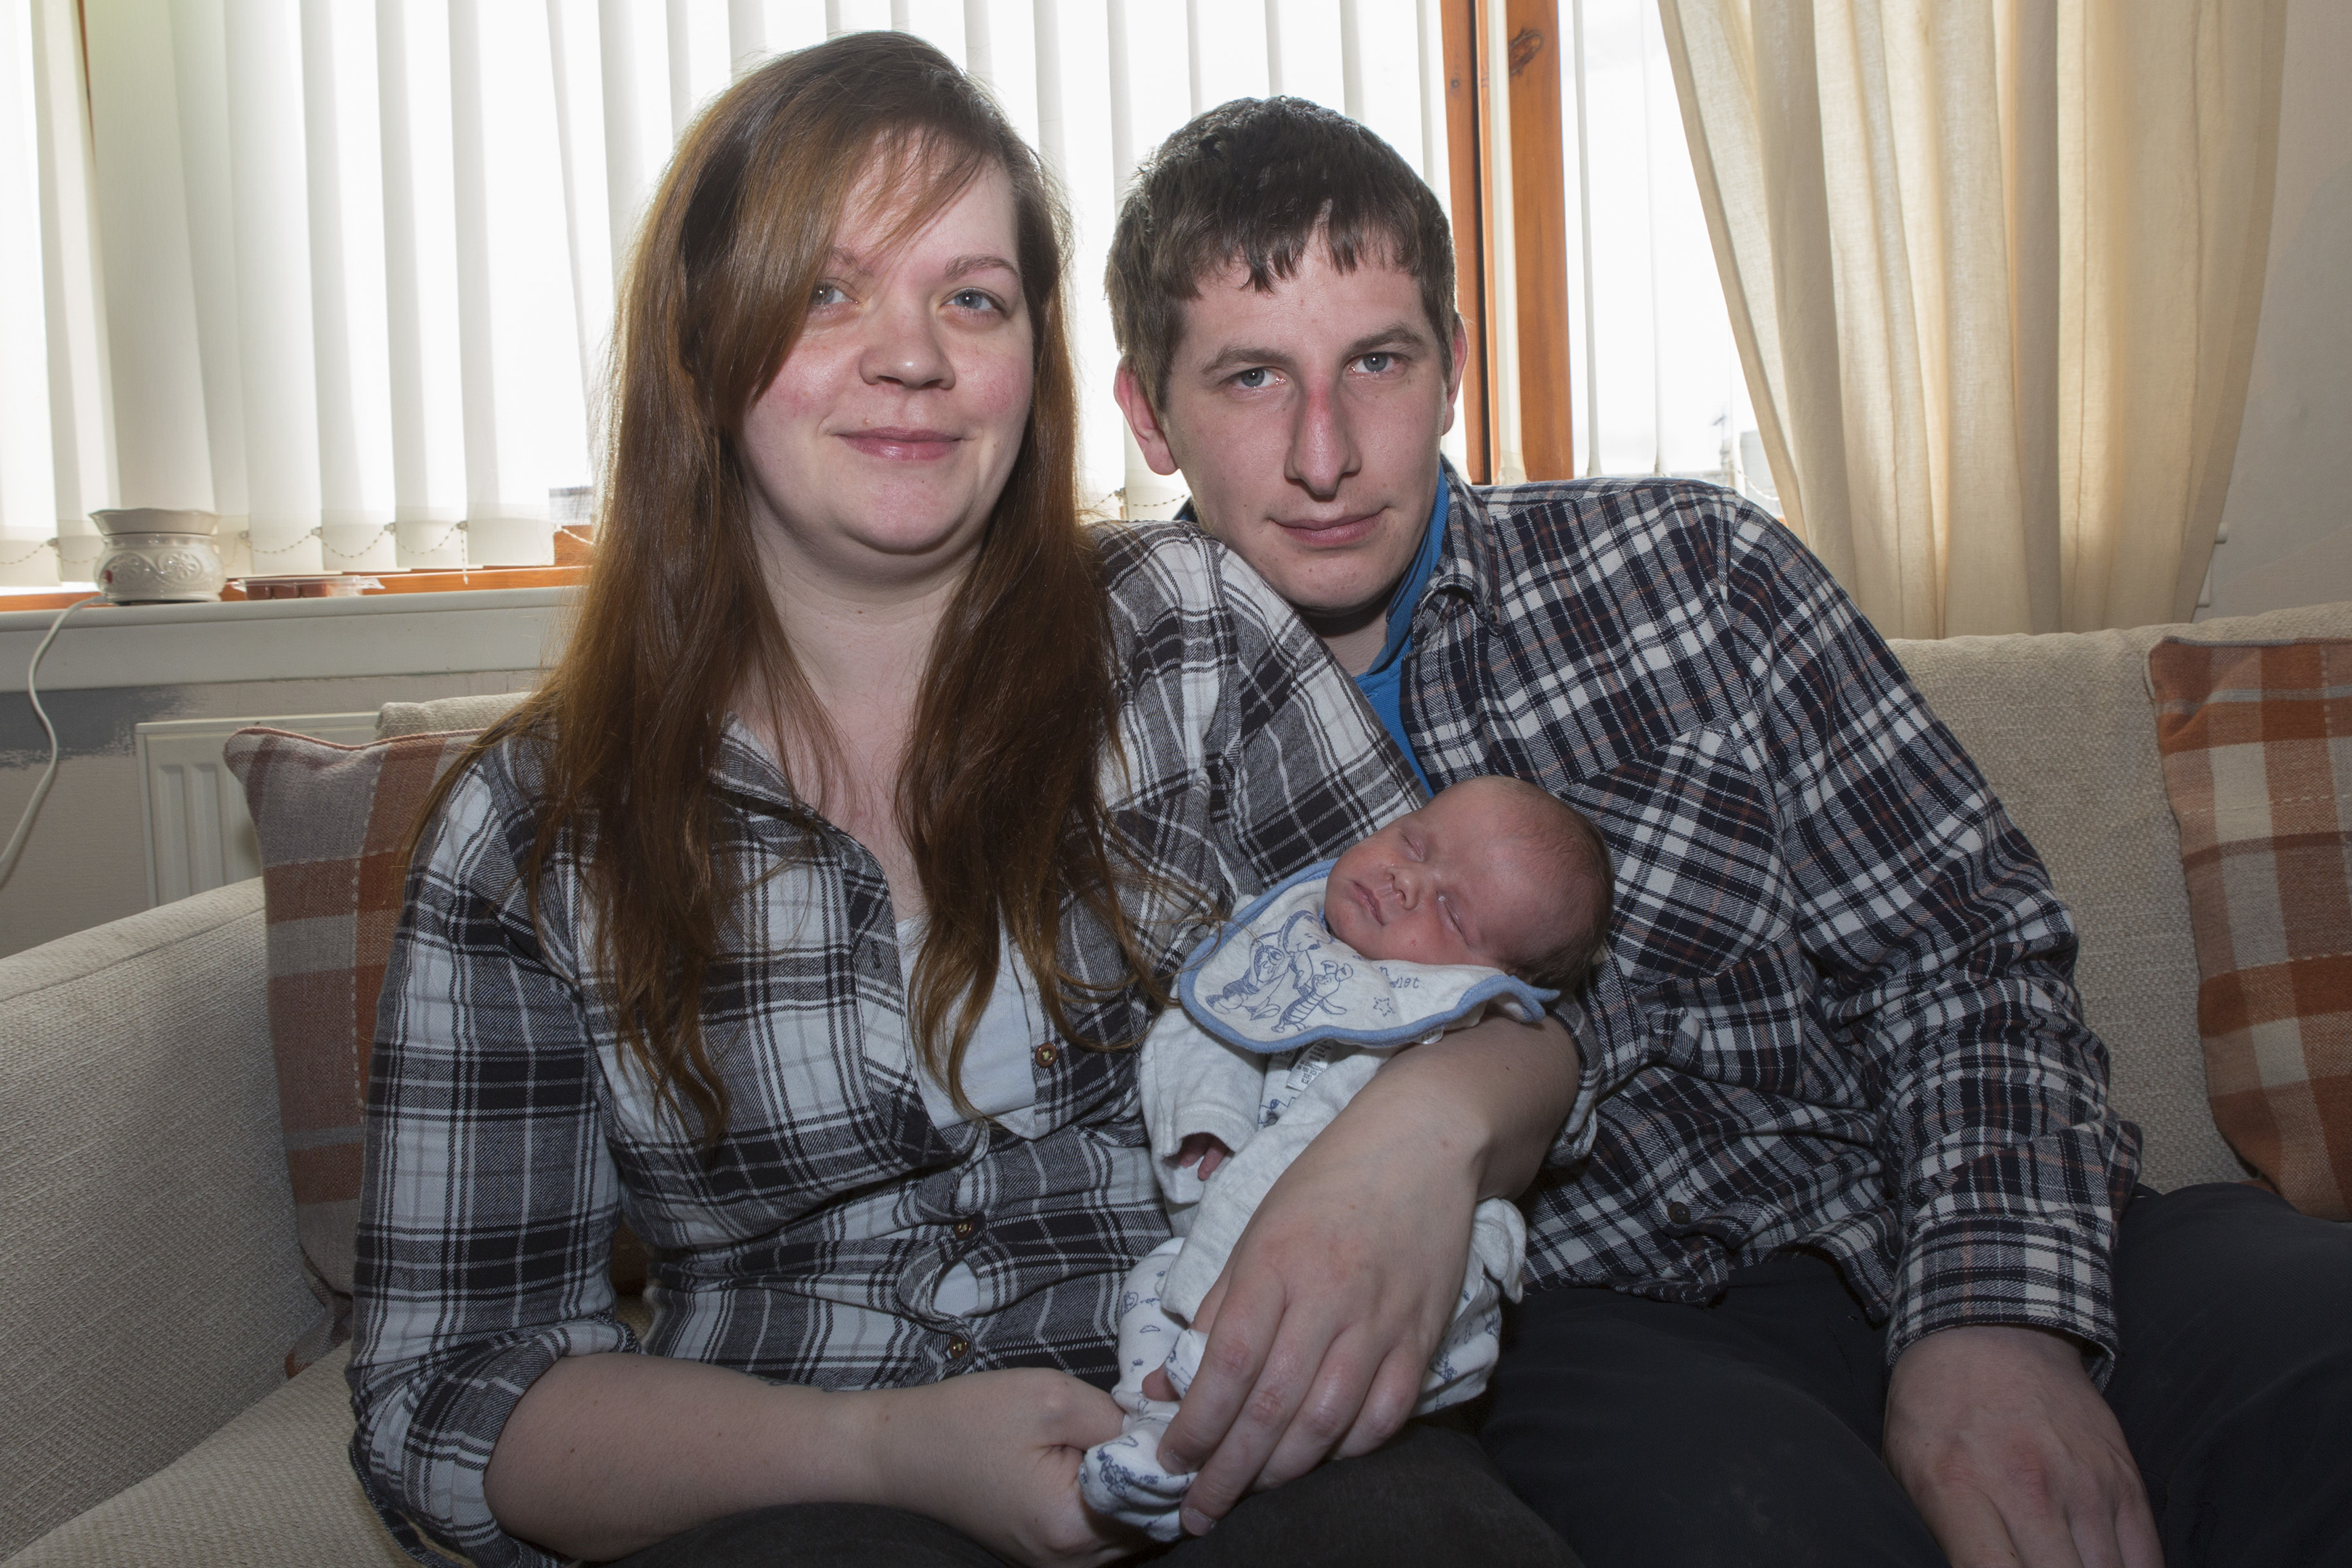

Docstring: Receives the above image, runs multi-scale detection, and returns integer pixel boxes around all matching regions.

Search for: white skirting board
[135,713,377,906]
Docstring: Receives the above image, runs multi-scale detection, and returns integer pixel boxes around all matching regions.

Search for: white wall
[0,589,565,956]
[2204,0,2352,621]
[0,668,536,958]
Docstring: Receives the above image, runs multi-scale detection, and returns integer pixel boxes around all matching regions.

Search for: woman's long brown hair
[422,33,1164,1142]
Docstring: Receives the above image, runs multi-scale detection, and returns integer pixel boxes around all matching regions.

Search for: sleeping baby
[1082,776,1614,1540]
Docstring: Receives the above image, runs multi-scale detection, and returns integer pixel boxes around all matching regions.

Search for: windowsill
[0,563,588,615]
[0,583,573,694]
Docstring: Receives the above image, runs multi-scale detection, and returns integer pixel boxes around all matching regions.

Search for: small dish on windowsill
[232,575,385,600]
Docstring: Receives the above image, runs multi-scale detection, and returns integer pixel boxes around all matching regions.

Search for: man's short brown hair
[1106,97,1460,407]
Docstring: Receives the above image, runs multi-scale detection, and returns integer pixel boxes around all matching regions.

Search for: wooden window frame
[1442,0,1575,483]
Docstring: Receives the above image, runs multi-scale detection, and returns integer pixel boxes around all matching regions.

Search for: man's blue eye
[1360,353,1394,373]
[1234,368,1271,389]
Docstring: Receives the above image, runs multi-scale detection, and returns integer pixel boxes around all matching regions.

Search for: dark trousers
[611,1421,1579,1567]
[1479,1183,2352,1567]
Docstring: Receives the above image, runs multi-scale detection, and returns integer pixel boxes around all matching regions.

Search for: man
[1106,97,2351,1567]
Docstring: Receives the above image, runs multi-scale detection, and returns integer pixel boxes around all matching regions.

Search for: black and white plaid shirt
[1405,468,2141,1370]
[347,524,1421,1568]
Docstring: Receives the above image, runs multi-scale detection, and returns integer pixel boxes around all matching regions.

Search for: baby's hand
[1142,1365,1179,1402]
[1175,1132,1231,1181]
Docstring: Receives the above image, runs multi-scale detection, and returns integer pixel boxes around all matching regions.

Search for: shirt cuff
[356,1317,639,1567]
[1543,999,1611,1169]
[1885,1212,2121,1386]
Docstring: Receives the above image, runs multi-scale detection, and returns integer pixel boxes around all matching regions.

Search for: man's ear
[1441,317,1470,439]
[1114,361,1183,478]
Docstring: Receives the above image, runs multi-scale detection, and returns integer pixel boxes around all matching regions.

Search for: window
[0,0,1459,595]
[1443,0,1775,507]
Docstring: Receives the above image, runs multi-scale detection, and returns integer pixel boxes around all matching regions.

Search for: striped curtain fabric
[0,0,1453,584]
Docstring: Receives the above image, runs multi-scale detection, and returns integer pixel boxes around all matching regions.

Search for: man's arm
[1717,503,2147,1567]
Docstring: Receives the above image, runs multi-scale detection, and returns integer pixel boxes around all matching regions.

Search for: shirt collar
[711,714,814,814]
[1360,478,1450,677]
[1429,458,1501,625]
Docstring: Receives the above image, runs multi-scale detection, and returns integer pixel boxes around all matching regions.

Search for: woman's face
[739,158,1034,595]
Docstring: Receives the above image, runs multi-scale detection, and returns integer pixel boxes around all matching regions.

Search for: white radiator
[135,712,378,906]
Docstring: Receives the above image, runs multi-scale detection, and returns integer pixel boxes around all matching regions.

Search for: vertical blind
[0,0,1455,585]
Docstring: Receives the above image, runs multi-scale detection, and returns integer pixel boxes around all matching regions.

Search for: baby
[1082,776,1613,1540]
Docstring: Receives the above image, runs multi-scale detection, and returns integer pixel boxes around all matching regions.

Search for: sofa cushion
[1889,598,2352,1193]
[223,727,483,1371]
[10,1290,654,1568]
[4,1346,410,1568]
[377,691,531,739]
[2148,637,2352,1219]
[0,881,319,1558]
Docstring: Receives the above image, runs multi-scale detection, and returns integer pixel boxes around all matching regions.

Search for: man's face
[1116,245,1465,642]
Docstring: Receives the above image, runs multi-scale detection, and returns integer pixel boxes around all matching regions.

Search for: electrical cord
[0,595,104,890]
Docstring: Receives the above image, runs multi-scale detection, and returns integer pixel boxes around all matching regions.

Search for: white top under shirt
[896,916,1045,1318]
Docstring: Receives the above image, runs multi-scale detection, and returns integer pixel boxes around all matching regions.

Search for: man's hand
[1153,1112,1474,1532]
[1884,1325,2161,1568]
[871,1368,1135,1567]
[1155,1012,1575,1535]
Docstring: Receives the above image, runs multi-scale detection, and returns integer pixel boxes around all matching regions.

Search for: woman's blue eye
[811,282,848,306]
[952,288,997,312]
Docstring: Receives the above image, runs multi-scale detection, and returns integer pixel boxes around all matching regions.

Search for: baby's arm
[1159,1046,1395,1322]
[1138,1008,1267,1225]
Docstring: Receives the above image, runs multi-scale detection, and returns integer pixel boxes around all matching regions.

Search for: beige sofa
[6,600,2348,1565]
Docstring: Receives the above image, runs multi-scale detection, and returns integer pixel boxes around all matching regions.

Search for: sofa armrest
[0,879,319,1558]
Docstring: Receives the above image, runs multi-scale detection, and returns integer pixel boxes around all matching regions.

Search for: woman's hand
[1155,1011,1577,1535]
[870,1368,1137,1567]
[484,1353,1132,1565]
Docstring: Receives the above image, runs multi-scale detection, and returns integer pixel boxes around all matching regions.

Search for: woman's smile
[839,425,964,461]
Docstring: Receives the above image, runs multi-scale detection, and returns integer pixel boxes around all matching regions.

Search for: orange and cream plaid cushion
[224,727,483,1371]
[2149,639,2352,1220]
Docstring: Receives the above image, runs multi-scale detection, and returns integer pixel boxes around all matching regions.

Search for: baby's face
[1321,780,1559,971]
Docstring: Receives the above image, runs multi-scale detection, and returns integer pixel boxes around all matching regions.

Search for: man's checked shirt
[1402,468,2141,1371]
[346,525,1420,1568]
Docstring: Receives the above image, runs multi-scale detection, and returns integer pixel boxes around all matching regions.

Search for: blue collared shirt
[1349,482,1447,793]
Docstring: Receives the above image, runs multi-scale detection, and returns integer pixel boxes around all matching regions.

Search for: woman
[350,33,1575,1568]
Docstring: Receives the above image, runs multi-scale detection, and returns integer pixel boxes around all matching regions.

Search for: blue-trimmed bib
[1177,860,1556,1055]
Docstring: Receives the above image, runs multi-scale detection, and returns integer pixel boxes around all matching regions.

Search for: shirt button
[946,1334,971,1360]
[1032,1042,1058,1069]
[1666,1201,1692,1225]
[952,1217,977,1239]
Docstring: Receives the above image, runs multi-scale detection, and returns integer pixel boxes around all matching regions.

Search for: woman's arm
[1153,1010,1577,1533]
[483,1353,1131,1565]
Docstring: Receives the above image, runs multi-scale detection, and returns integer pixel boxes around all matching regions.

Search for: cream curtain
[1657,0,2287,637]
